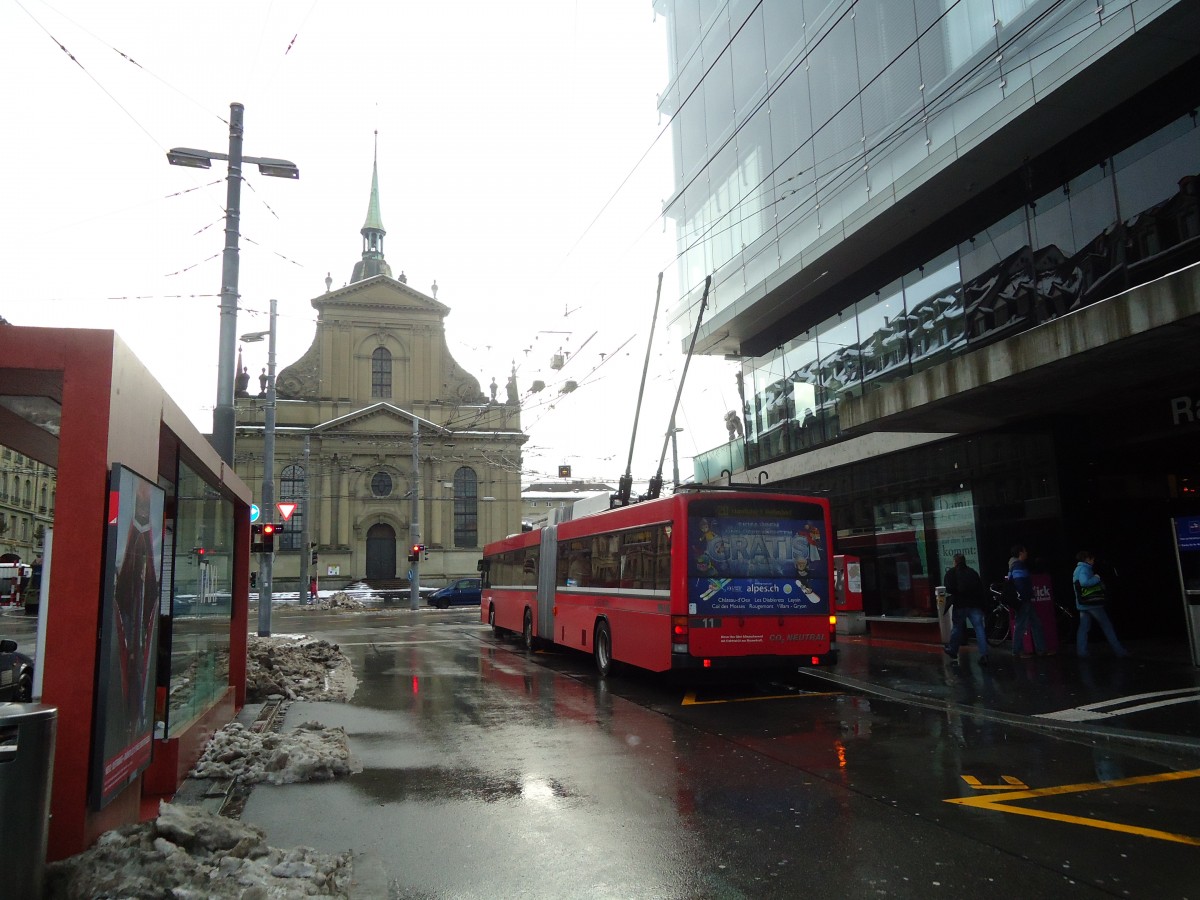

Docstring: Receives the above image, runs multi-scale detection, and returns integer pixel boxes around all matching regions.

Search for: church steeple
[351,131,393,283]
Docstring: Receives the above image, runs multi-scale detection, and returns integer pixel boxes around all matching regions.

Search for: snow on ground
[46,621,370,898]
[44,802,353,899]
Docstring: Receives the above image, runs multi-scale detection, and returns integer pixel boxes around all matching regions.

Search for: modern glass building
[656,0,1200,645]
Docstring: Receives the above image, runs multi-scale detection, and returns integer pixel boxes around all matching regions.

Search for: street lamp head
[166,147,216,169]
[253,158,300,179]
[240,331,269,343]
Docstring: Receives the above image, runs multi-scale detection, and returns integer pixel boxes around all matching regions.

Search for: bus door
[537,524,558,641]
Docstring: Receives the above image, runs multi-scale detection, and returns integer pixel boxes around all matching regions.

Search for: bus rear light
[703,659,712,668]
[671,615,689,652]
[811,656,820,665]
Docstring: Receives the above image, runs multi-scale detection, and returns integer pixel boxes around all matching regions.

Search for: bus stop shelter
[0,325,251,860]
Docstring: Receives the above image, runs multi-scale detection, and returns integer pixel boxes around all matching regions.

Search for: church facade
[234,159,526,590]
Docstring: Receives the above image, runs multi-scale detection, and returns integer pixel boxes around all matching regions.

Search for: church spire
[351,131,393,282]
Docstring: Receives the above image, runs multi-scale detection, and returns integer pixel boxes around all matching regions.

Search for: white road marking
[1035,687,1200,721]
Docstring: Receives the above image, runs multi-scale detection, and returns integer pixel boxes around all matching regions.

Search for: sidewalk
[803,635,1200,755]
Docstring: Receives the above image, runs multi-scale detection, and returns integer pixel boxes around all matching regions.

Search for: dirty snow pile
[192,720,360,785]
[44,801,353,899]
[300,590,371,612]
[46,635,363,898]
[245,634,356,702]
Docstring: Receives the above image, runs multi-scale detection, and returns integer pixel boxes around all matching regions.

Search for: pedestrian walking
[1009,544,1049,656]
[1073,550,1129,658]
[943,554,989,665]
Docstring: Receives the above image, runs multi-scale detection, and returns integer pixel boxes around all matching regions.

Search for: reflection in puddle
[349,766,581,807]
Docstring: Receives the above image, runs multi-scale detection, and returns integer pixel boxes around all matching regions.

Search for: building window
[371,471,393,498]
[280,465,305,550]
[453,467,478,549]
[371,347,392,398]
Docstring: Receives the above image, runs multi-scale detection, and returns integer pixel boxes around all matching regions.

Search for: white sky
[2,0,740,487]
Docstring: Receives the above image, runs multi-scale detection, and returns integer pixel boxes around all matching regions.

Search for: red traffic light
[262,523,276,535]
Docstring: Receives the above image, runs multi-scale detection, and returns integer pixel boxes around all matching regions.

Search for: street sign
[277,502,297,521]
[250,503,260,523]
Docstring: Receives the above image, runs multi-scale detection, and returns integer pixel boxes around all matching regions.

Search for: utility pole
[257,299,277,634]
[410,420,421,610]
[299,435,312,604]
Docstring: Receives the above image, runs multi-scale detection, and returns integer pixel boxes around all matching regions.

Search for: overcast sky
[2,0,739,486]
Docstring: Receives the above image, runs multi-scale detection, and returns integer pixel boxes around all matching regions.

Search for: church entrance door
[366,523,397,579]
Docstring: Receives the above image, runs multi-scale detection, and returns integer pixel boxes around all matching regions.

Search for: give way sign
[277,502,297,521]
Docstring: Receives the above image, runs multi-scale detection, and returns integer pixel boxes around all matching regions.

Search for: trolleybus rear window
[687,499,829,616]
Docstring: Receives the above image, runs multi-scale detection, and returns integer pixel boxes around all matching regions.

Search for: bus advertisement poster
[688,514,829,616]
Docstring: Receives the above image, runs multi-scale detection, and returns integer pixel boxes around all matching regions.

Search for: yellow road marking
[681,689,842,706]
[961,775,1027,790]
[947,768,1200,845]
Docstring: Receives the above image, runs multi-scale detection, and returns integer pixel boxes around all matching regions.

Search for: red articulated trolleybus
[479,488,838,676]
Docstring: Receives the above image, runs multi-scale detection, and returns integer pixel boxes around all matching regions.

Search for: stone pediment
[314,275,449,317]
[312,402,450,437]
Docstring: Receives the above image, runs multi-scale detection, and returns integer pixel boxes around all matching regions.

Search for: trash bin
[0,703,57,900]
[935,586,952,643]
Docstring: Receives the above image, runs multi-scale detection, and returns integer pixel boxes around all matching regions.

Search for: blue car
[427,578,482,609]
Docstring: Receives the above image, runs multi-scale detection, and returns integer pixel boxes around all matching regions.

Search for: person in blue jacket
[1073,550,1129,658]
[1009,545,1049,657]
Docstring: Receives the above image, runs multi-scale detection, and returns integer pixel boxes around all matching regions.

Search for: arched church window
[372,347,392,399]
[280,464,305,550]
[371,471,393,497]
[453,467,478,549]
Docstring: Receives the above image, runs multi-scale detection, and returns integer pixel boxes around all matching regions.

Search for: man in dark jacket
[943,553,989,665]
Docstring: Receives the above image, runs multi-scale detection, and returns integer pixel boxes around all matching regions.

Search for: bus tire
[489,606,504,638]
[522,608,535,652]
[594,620,614,678]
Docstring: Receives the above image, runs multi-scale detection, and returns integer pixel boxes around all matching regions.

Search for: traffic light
[408,543,424,562]
[192,546,207,563]
[422,545,429,561]
[310,543,318,565]
[262,523,276,553]
[251,523,264,553]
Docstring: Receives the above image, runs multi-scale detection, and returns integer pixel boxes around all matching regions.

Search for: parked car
[427,578,482,609]
[0,639,34,702]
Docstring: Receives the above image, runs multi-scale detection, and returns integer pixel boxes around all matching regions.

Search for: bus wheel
[594,621,613,678]
[522,609,534,652]
[489,606,504,639]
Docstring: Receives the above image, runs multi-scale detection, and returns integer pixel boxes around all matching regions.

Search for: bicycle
[984,581,1016,647]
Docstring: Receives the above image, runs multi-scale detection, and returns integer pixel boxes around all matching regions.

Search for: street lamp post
[240,297,277,636]
[168,102,298,465]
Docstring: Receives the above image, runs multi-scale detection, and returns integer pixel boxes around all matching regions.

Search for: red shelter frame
[0,326,251,860]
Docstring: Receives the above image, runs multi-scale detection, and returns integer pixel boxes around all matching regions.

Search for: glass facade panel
[783,332,822,449]
[762,0,803,79]
[164,460,232,738]
[960,207,1032,342]
[730,5,766,118]
[902,249,963,373]
[1114,115,1200,264]
[857,279,907,394]
[815,312,859,439]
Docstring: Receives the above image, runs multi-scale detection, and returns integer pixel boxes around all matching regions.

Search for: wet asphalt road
[232,606,1200,899]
